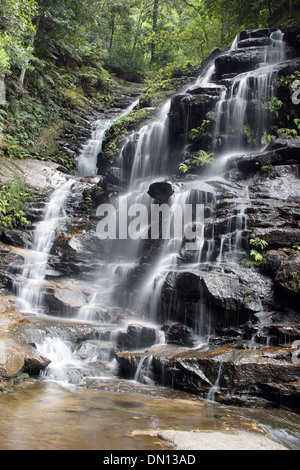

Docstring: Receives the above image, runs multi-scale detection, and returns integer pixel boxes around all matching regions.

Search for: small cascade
[216,186,249,265]
[37,335,80,385]
[134,355,154,384]
[206,362,223,402]
[77,118,112,177]
[119,100,171,186]
[77,99,139,177]
[15,179,75,314]
[213,29,287,155]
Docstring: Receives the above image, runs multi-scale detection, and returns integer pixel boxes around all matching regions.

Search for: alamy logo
[96,199,204,251]
[291,79,300,105]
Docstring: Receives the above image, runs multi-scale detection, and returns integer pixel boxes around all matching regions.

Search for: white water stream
[77,99,139,177]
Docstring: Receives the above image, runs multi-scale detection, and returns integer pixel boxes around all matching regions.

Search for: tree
[0,0,38,89]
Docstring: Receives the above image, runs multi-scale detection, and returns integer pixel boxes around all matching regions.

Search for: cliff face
[0,28,299,412]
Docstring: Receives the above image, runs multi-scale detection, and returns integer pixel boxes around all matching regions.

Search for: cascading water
[6,29,300,450]
[14,99,141,384]
[14,28,290,390]
[76,28,289,357]
[213,30,287,156]
[77,99,139,177]
[15,179,75,314]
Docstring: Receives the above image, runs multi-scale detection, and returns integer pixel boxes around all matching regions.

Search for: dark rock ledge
[116,341,300,412]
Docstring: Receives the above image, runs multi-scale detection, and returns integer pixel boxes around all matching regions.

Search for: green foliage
[0,0,298,170]
[188,121,211,140]
[0,178,33,232]
[250,237,269,250]
[263,96,283,118]
[289,271,300,292]
[249,237,268,264]
[243,125,258,146]
[179,150,214,174]
[261,131,276,146]
[52,150,76,173]
[250,249,263,263]
[293,243,300,253]
[112,108,150,134]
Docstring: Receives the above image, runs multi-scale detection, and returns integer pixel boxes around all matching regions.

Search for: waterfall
[213,30,287,155]
[206,362,223,401]
[14,28,290,389]
[15,179,75,314]
[77,99,139,177]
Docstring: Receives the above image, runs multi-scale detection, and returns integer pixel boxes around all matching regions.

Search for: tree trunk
[109,13,115,52]
[0,74,6,105]
[19,15,41,86]
[150,0,159,65]
[221,14,230,47]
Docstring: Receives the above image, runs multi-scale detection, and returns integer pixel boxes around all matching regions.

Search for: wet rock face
[116,323,160,351]
[227,145,300,174]
[116,341,300,412]
[163,323,196,347]
[0,337,50,379]
[168,91,220,152]
[158,267,274,332]
[215,48,265,78]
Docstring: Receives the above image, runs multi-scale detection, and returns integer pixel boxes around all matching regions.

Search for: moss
[51,150,76,173]
[139,77,184,108]
[0,179,34,232]
[30,119,65,158]
[111,108,150,134]
[100,108,151,167]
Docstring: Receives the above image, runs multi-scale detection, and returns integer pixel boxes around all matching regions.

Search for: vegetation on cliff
[0,0,299,231]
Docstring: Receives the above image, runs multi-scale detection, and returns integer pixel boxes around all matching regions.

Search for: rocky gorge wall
[0,28,299,413]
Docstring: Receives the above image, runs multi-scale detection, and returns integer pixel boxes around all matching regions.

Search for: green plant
[52,150,76,173]
[289,271,300,292]
[250,249,263,263]
[178,162,189,173]
[179,150,214,174]
[0,179,33,232]
[250,237,268,250]
[261,131,276,146]
[261,164,272,171]
[243,124,258,146]
[276,127,298,139]
[263,96,283,118]
[188,120,210,140]
[293,243,300,253]
[249,237,268,264]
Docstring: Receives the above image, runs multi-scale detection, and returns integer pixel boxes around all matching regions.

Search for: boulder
[237,37,272,48]
[238,28,277,40]
[251,228,300,249]
[226,145,300,173]
[168,92,219,150]
[158,267,274,333]
[43,282,88,317]
[148,181,175,202]
[117,323,161,351]
[0,338,25,378]
[0,337,50,378]
[275,251,300,300]
[214,48,265,77]
[163,323,196,347]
